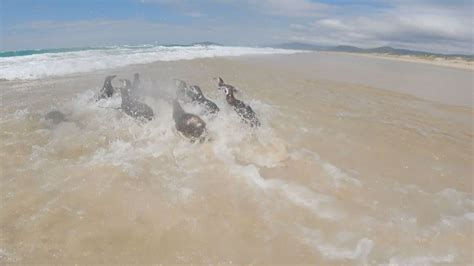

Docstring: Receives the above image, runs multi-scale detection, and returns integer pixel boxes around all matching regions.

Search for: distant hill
[272,42,473,60]
[192,42,221,46]
[355,46,439,57]
[330,45,365,53]
[272,42,329,51]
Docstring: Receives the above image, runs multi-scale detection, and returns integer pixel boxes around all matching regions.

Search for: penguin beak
[106,75,117,82]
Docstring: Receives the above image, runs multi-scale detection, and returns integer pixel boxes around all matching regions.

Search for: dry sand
[331,52,474,71]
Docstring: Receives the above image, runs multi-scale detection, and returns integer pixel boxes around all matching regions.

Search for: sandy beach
[331,52,474,71]
[1,52,473,264]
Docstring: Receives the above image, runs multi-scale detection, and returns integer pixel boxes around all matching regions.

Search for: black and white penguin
[175,79,199,103]
[187,85,220,115]
[174,80,219,115]
[172,99,207,142]
[98,75,117,100]
[216,77,260,127]
[119,79,154,121]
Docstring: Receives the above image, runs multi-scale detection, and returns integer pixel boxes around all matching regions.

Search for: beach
[1,51,473,264]
[332,52,474,71]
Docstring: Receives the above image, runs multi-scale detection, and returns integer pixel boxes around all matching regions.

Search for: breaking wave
[0,45,301,80]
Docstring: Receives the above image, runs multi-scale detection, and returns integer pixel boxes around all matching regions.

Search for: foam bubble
[226,162,344,220]
[299,226,374,263]
[317,238,374,262]
[322,162,362,188]
[0,248,20,263]
[464,212,474,221]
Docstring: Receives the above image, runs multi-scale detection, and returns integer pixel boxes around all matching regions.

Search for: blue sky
[1,0,472,54]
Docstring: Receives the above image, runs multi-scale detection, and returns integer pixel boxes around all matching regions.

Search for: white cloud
[288,1,473,54]
[317,19,350,31]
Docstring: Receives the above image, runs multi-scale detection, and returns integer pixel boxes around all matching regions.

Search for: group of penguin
[95,73,260,142]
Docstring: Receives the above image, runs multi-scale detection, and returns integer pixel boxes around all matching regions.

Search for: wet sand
[234,52,473,107]
[1,53,473,264]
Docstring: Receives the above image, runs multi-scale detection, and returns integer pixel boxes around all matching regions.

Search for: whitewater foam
[299,226,374,263]
[0,45,301,80]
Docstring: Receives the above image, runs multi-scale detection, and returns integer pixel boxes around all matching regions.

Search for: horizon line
[1,42,472,57]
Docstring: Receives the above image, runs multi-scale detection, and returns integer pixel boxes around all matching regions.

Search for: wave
[0,45,301,80]
[0,47,110,58]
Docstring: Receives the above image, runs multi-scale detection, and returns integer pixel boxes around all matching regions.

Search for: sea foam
[0,45,301,80]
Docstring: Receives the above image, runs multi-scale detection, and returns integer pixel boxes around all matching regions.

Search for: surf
[0,44,302,81]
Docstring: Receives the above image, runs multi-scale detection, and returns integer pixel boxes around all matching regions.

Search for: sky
[1,0,473,54]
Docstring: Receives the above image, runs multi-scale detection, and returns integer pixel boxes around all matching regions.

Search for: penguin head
[215,77,237,96]
[174,79,187,90]
[218,84,237,97]
[106,75,117,82]
[221,86,230,95]
[119,79,132,98]
[189,85,203,97]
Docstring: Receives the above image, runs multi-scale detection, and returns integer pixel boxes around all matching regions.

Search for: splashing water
[0,55,472,264]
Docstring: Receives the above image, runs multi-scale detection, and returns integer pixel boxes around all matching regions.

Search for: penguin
[98,75,117,100]
[187,85,220,115]
[172,99,207,142]
[175,79,199,103]
[119,79,154,121]
[216,77,260,127]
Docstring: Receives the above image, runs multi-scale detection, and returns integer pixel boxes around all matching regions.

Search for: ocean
[0,45,472,264]
[0,45,299,80]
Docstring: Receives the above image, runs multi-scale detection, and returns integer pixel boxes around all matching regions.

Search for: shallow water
[0,56,472,264]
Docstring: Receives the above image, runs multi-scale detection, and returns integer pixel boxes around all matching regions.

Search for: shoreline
[233,53,473,108]
[1,52,473,109]
[326,51,474,71]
